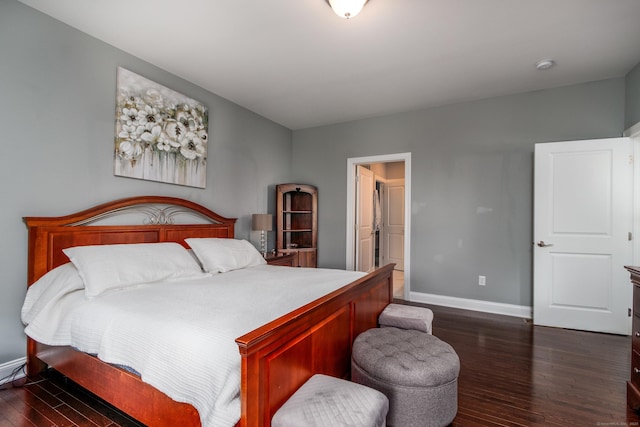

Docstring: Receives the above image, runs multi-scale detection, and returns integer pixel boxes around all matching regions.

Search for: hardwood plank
[0,384,62,426]
[54,386,115,427]
[60,376,147,427]
[0,371,145,427]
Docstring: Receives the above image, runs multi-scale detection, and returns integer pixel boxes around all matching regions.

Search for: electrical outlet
[478,275,486,286]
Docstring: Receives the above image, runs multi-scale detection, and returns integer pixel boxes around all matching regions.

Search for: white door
[384,179,405,271]
[356,165,375,272]
[533,137,633,335]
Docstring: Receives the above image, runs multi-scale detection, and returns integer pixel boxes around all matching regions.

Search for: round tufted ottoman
[351,327,459,427]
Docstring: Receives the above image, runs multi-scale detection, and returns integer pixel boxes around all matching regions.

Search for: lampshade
[252,214,273,231]
[327,0,368,19]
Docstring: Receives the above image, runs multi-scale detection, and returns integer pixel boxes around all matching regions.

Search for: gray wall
[626,61,640,130]
[0,1,292,364]
[292,78,625,308]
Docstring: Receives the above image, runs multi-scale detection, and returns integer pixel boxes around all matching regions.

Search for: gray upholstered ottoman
[272,374,389,427]
[351,327,459,427]
[379,303,434,334]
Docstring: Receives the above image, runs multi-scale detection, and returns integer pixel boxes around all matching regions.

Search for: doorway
[346,153,411,300]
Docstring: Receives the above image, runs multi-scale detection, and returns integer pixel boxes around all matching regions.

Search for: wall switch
[478,275,486,286]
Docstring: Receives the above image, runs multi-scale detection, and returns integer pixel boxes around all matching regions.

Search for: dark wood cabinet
[276,184,317,267]
[626,266,640,410]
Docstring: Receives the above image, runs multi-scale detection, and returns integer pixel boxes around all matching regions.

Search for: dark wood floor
[1,303,639,426]
[0,369,145,427]
[426,303,640,426]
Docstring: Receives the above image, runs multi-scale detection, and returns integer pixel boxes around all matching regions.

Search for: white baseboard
[0,357,26,383]
[409,291,532,319]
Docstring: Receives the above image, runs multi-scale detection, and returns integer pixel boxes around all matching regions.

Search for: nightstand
[264,253,295,267]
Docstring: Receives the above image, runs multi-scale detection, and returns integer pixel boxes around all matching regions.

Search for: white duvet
[22,264,366,427]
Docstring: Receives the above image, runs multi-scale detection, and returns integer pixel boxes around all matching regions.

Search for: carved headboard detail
[24,196,236,284]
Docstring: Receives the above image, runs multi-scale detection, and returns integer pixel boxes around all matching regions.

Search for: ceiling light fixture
[326,0,368,19]
[535,59,555,70]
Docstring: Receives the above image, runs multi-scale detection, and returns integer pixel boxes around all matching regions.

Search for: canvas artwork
[114,67,208,188]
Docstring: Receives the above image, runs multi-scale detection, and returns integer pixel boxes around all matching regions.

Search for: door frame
[346,152,411,300]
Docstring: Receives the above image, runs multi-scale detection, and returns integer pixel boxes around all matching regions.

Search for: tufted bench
[351,327,459,427]
[271,374,389,427]
[378,303,434,334]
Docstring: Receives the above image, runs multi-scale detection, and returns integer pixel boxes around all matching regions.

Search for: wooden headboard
[24,196,236,285]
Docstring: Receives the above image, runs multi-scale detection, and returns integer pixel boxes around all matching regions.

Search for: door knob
[536,241,553,247]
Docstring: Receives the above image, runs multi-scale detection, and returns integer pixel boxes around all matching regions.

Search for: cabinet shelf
[282,229,313,233]
[282,210,312,214]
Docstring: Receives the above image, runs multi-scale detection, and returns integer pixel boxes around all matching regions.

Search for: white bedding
[23,264,366,427]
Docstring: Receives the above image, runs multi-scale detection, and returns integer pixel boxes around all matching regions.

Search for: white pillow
[63,242,207,298]
[185,238,266,273]
[22,262,85,325]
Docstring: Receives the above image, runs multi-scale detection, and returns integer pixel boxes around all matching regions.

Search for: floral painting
[114,67,208,188]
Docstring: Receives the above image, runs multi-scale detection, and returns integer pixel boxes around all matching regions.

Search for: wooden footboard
[236,263,394,427]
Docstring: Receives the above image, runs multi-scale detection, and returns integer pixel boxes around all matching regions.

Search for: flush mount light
[326,0,368,19]
[535,59,555,70]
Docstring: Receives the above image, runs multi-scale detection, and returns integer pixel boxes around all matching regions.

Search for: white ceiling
[18,0,640,130]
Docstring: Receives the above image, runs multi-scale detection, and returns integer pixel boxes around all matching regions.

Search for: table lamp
[252,213,273,257]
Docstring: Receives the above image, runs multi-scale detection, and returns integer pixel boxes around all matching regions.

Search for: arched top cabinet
[276,183,317,267]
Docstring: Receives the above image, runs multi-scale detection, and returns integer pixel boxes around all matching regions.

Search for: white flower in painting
[120,108,140,126]
[157,139,176,152]
[190,108,205,129]
[118,124,145,141]
[197,129,208,144]
[144,88,164,108]
[137,105,162,130]
[141,125,163,146]
[175,108,195,131]
[175,105,207,134]
[164,121,186,144]
[180,132,205,160]
[118,92,142,110]
[117,140,144,161]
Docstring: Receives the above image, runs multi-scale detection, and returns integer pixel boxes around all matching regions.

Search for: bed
[23,196,394,427]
